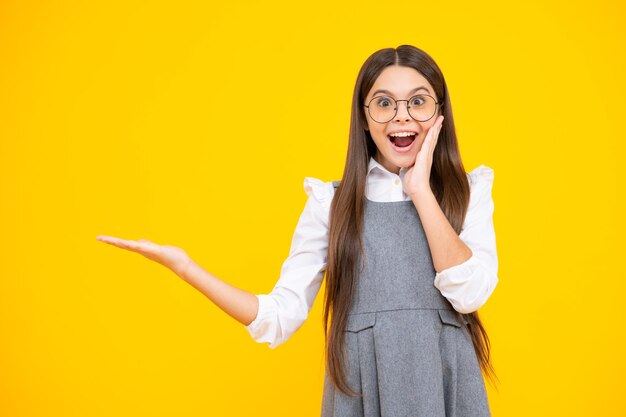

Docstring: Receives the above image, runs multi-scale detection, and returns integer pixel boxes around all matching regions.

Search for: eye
[375,96,393,107]
[410,96,426,106]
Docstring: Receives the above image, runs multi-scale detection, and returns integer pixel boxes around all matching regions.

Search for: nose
[394,100,411,122]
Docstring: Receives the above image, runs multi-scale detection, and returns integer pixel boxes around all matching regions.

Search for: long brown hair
[322,45,499,397]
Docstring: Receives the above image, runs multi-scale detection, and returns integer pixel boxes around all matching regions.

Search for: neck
[374,153,400,175]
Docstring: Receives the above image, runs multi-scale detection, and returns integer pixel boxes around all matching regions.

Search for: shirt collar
[367,156,409,178]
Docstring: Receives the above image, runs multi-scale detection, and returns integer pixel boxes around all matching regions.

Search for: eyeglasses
[364,94,443,123]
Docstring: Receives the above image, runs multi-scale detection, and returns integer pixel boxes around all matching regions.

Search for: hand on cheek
[403,115,444,197]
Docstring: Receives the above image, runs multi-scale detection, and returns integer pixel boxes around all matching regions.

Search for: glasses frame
[363,93,444,123]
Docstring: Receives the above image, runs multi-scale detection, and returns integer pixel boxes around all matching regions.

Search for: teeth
[389,132,416,137]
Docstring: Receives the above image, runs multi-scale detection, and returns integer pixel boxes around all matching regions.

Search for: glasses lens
[408,95,437,122]
[367,95,437,122]
[368,96,397,123]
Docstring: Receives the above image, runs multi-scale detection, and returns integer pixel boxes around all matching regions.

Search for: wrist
[408,186,433,201]
[172,257,194,281]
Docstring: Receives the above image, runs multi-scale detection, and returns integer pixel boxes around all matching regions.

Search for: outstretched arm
[95,235,259,326]
[177,258,259,326]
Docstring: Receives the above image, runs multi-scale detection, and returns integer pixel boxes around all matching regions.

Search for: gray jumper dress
[321,182,491,417]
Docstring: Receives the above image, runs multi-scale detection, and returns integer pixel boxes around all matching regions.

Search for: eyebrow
[370,86,431,98]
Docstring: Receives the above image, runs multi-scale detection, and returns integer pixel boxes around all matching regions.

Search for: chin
[393,154,417,165]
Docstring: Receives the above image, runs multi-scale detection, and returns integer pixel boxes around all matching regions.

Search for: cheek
[365,117,377,133]
[372,132,389,146]
[426,121,437,131]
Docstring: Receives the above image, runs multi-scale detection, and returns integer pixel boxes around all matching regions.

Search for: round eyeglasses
[364,94,443,123]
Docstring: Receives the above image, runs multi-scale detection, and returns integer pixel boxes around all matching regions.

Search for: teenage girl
[97,44,499,416]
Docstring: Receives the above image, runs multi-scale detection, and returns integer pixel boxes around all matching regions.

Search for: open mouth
[387,133,417,150]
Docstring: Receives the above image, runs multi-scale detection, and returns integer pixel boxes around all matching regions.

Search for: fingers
[421,115,444,159]
[432,115,444,137]
[96,235,133,249]
[429,115,444,146]
[96,235,118,244]
[96,235,148,253]
[434,116,444,150]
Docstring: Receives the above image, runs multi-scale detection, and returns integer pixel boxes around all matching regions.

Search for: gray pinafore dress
[321,182,491,417]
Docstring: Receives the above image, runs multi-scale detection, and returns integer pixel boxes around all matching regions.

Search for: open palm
[96,235,191,276]
[403,115,444,197]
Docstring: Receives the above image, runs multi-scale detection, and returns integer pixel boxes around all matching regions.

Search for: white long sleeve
[244,158,499,347]
[433,165,499,314]
[244,177,333,348]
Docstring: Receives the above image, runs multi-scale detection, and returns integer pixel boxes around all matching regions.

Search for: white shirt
[244,156,498,348]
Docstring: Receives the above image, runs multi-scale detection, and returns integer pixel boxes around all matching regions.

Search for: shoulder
[465,164,495,214]
[467,164,494,189]
[303,177,338,211]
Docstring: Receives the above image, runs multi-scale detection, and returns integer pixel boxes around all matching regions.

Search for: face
[363,65,442,175]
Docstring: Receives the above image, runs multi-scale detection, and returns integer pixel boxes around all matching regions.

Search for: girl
[97,44,499,416]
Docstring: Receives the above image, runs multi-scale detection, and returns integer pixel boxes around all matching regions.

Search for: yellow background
[1,0,624,415]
